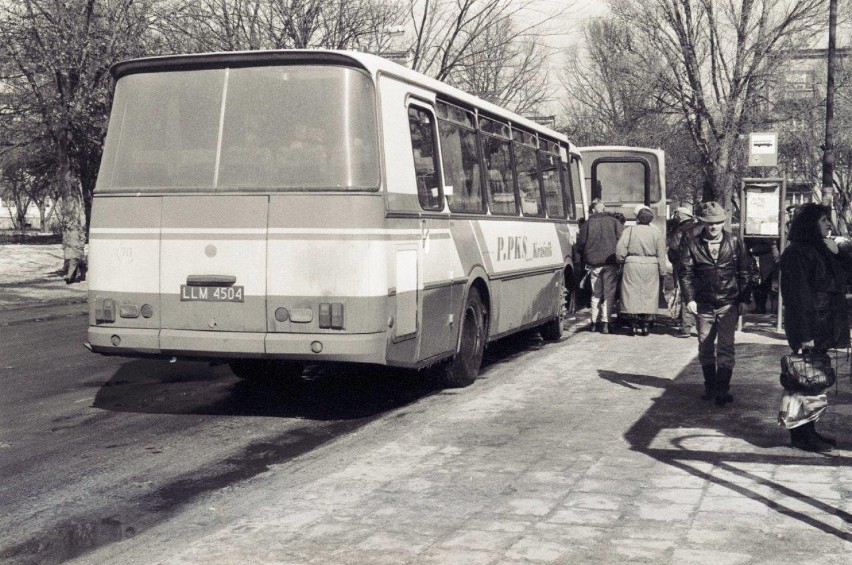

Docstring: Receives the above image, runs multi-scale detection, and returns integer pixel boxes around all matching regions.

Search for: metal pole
[777,177,787,334]
[822,0,838,212]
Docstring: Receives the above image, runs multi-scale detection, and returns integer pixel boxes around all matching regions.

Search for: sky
[516,0,611,117]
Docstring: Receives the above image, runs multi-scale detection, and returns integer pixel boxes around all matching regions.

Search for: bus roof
[110,49,569,145]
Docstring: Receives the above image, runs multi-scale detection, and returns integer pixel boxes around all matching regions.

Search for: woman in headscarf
[616,205,668,335]
[779,203,852,452]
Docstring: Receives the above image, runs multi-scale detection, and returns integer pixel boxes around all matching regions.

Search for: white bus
[86,50,590,388]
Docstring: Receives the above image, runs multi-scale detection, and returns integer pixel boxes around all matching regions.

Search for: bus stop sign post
[738,177,786,333]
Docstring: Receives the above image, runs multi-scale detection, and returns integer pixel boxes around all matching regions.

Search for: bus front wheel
[433,288,487,388]
[229,359,304,382]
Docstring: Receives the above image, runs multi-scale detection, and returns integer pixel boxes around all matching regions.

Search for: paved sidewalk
[77,314,851,564]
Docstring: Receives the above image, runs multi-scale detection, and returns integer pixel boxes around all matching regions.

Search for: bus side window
[408,106,443,211]
[542,153,566,219]
[438,117,483,213]
[514,141,543,217]
[482,134,516,215]
[569,157,584,220]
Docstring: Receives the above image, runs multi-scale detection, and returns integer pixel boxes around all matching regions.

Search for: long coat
[616,224,667,314]
[780,241,852,351]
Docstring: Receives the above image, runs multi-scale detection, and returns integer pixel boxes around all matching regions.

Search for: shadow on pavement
[92,330,553,421]
[611,341,852,541]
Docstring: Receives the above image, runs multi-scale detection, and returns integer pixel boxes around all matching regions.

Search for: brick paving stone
[634,502,696,522]
[671,549,753,564]
[637,487,704,505]
[417,548,497,565]
[561,492,625,510]
[698,495,772,515]
[547,507,622,526]
[504,536,572,563]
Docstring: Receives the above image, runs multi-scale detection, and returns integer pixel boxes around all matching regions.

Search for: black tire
[433,287,487,388]
[229,359,304,382]
[540,277,567,341]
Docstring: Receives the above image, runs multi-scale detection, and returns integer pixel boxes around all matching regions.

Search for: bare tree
[609,0,825,210]
[0,0,154,280]
[560,15,705,207]
[449,18,551,115]
[158,0,406,53]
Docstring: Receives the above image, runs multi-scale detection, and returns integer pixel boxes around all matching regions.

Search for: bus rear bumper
[87,327,388,364]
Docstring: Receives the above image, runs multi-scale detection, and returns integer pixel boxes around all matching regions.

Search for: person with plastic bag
[616,205,668,336]
[779,203,852,452]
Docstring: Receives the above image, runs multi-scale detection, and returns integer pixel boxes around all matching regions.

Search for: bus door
[407,103,454,360]
[159,196,268,336]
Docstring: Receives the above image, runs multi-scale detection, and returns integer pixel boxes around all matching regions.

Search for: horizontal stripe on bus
[90,232,452,242]
[490,265,564,281]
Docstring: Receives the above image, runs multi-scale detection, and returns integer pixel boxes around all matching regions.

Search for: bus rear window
[593,160,656,203]
[97,65,380,192]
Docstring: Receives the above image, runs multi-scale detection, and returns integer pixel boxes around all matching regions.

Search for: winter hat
[675,206,694,219]
[696,201,727,223]
[633,204,652,216]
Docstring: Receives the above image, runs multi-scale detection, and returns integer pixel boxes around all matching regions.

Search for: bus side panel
[476,220,565,337]
[88,196,162,333]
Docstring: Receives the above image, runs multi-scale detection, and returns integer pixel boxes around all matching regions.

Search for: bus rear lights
[95,298,116,323]
[140,304,154,318]
[289,308,313,323]
[318,303,344,329]
[274,307,289,322]
[310,341,323,353]
[110,335,121,347]
[120,304,139,319]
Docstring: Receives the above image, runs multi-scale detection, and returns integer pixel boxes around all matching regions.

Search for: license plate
[180,285,244,302]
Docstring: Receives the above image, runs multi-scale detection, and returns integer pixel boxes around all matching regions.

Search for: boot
[804,422,836,447]
[600,322,610,334]
[639,321,649,336]
[715,367,734,406]
[790,425,832,452]
[628,322,637,336]
[700,365,716,400]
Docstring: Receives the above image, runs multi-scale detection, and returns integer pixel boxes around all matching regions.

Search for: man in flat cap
[679,201,753,406]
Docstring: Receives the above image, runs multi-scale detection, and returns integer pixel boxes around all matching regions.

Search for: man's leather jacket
[679,230,752,308]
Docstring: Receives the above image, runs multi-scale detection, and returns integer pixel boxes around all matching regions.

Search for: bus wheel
[229,360,304,382]
[435,288,487,388]
[540,278,566,341]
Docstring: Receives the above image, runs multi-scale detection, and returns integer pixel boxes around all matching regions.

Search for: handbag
[779,352,836,394]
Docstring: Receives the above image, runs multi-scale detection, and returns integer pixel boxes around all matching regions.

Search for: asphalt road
[0,309,465,564]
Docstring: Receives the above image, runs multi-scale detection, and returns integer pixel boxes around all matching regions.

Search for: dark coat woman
[615,206,668,335]
[779,203,852,452]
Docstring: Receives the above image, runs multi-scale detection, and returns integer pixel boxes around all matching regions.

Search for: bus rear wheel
[433,288,487,388]
[229,359,304,382]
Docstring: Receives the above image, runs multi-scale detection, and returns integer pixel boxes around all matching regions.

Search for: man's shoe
[600,322,610,334]
[714,367,734,405]
[714,393,734,406]
[588,323,598,332]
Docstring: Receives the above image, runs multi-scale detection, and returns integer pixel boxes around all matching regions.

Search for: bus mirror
[444,185,454,196]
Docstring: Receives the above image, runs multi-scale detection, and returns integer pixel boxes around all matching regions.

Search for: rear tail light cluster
[94,297,153,323]
[318,303,344,329]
